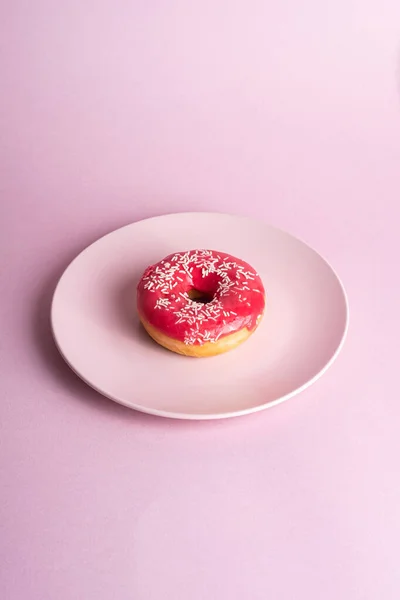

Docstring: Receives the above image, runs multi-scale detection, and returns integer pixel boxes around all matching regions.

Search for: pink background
[1,1,400,598]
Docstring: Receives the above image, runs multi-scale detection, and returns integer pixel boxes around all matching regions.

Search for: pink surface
[1,0,400,598]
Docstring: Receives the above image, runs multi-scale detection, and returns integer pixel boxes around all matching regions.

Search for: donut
[136,249,266,357]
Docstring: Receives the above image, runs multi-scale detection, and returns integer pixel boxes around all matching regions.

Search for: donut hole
[187,288,214,304]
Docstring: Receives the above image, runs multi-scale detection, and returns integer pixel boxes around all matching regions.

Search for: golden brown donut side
[138,311,264,358]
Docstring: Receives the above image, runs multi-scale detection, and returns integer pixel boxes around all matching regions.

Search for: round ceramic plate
[51,212,348,419]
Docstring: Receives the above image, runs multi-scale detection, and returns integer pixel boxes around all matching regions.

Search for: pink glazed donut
[137,249,266,357]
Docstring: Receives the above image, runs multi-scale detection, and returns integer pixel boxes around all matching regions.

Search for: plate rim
[50,211,350,420]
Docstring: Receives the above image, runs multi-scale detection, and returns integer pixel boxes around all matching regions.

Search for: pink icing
[137,249,266,346]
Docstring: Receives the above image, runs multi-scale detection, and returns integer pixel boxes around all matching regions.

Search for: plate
[51,212,349,419]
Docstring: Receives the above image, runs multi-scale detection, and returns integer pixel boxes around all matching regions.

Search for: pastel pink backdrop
[1,1,400,599]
